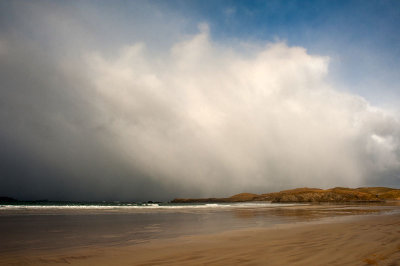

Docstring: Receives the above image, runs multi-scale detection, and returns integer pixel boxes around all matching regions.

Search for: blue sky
[149,0,400,109]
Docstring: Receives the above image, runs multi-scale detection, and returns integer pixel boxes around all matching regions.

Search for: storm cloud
[1,2,399,201]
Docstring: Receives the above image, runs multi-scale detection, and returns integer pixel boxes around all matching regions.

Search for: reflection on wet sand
[1,205,400,265]
[1,202,400,265]
[232,202,400,221]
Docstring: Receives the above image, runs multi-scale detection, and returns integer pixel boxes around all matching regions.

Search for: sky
[0,0,400,201]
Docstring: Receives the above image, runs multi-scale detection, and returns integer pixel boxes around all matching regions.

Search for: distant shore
[2,187,399,205]
[172,186,400,203]
[2,211,400,265]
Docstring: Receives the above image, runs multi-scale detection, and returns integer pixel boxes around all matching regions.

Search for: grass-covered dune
[171,187,400,203]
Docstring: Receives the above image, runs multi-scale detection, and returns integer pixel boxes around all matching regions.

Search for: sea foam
[0,202,304,210]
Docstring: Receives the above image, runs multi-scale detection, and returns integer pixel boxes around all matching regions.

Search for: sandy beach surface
[1,211,400,266]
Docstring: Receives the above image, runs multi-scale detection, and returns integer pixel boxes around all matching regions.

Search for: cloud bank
[85,27,400,193]
[0,4,399,201]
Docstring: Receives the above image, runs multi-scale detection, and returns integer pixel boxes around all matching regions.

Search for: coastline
[2,211,400,265]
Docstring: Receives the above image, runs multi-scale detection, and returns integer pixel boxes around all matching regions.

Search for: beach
[1,203,400,265]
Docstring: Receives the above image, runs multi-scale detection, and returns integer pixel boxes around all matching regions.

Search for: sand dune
[172,187,400,203]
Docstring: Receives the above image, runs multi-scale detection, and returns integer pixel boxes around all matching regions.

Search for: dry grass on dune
[172,187,400,203]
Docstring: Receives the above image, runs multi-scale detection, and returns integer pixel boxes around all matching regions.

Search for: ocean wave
[0,202,305,210]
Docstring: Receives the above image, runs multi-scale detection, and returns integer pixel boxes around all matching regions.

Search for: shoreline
[2,211,400,265]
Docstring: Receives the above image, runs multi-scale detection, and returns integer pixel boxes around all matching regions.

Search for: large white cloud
[83,26,400,196]
[1,2,399,200]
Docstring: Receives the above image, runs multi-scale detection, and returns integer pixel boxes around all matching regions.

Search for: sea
[1,201,399,254]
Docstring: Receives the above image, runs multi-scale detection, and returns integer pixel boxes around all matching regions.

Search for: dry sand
[2,213,400,266]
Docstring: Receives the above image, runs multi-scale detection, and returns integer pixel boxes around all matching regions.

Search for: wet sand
[2,212,400,266]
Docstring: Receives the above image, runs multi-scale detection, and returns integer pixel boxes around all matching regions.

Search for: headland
[172,186,400,203]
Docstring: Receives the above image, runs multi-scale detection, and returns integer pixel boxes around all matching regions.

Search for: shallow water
[1,202,399,254]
